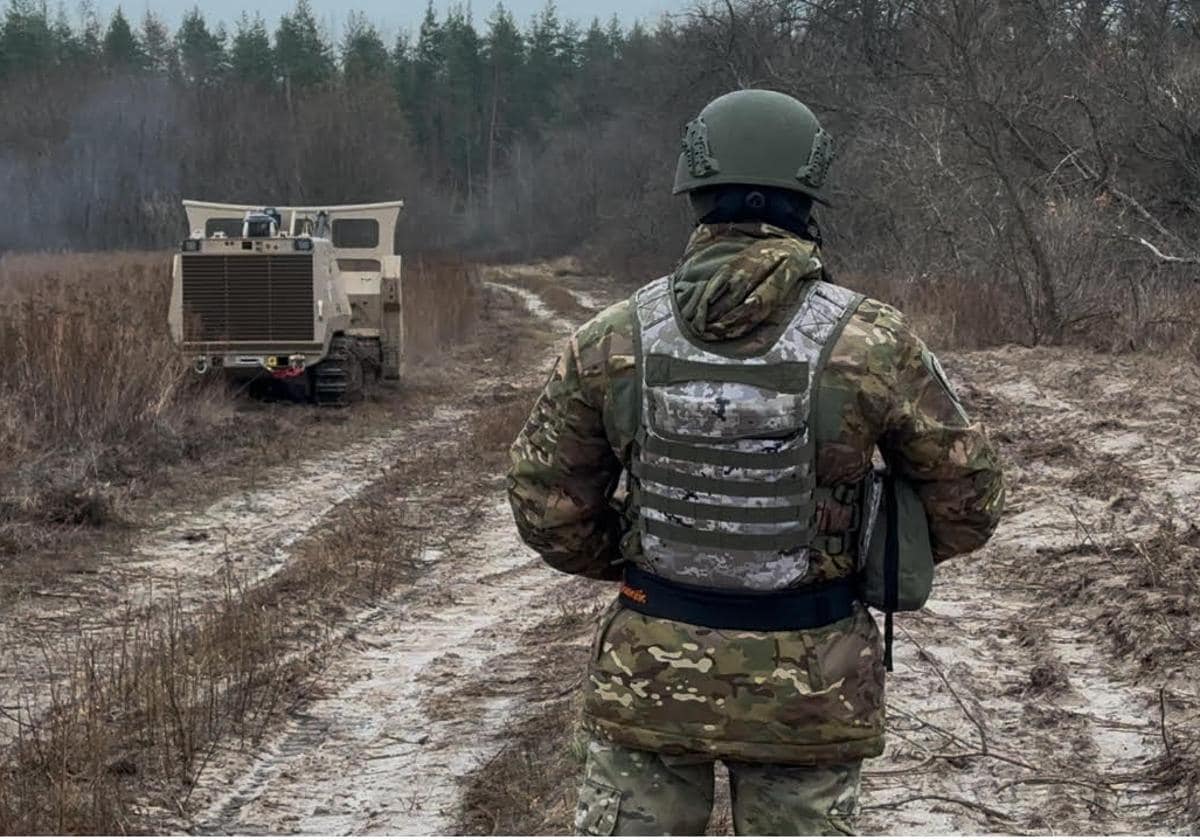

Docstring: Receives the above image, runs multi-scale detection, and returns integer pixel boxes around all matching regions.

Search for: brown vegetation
[0,252,228,557]
[0,268,515,834]
[401,256,483,362]
[0,251,481,567]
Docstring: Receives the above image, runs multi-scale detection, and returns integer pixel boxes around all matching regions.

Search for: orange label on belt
[620,583,648,605]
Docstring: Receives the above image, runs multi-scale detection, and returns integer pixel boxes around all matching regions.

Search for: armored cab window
[205,218,243,238]
[332,219,379,249]
[244,213,275,238]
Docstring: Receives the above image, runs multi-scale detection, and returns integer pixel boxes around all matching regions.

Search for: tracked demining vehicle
[168,200,404,405]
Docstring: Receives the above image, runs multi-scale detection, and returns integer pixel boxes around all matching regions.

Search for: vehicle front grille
[181,254,314,342]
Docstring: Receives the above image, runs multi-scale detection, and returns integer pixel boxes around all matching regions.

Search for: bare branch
[1129,236,1200,267]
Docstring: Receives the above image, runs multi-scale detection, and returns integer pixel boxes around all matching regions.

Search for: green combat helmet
[672,89,833,204]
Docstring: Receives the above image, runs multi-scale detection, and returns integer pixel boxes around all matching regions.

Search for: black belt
[619,565,857,631]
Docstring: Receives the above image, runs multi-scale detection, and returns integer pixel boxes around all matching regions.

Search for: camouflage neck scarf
[672,222,823,342]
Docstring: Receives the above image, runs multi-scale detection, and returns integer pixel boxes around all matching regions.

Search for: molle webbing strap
[632,460,814,497]
[634,488,809,524]
[643,355,810,393]
[638,430,807,470]
[644,518,811,552]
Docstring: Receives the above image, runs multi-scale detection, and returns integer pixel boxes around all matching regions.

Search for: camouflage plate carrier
[631,275,862,589]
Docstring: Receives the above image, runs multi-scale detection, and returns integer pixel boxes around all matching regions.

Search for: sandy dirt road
[0,404,469,742]
[189,499,604,834]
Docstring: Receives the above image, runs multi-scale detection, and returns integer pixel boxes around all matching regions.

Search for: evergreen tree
[483,3,524,195]
[525,2,562,123]
[580,17,610,68]
[576,16,616,122]
[391,30,413,106]
[51,4,86,66]
[408,2,444,158]
[441,5,484,195]
[274,0,333,89]
[141,9,175,75]
[605,13,623,55]
[176,7,225,85]
[342,12,389,83]
[77,0,102,61]
[231,12,274,88]
[558,19,580,77]
[102,6,144,70]
[2,0,57,76]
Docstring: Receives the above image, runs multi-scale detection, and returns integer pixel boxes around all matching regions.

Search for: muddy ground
[2,263,1198,834]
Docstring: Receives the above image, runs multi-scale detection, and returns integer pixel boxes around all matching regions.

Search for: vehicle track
[190,502,604,834]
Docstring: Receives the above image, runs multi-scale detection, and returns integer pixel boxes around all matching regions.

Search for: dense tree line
[4,0,1200,347]
[0,0,668,253]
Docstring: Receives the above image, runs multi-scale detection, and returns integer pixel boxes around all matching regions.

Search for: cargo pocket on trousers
[575,779,622,836]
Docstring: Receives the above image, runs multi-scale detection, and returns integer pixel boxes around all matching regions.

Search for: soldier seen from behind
[507,89,1005,835]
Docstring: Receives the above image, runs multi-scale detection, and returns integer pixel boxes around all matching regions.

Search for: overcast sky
[115,0,686,40]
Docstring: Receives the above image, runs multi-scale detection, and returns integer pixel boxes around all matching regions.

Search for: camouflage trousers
[575,738,861,836]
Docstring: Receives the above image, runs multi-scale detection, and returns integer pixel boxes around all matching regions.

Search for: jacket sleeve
[880,318,1005,562]
[507,332,625,580]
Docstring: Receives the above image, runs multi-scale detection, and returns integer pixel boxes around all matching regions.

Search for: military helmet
[672,89,833,204]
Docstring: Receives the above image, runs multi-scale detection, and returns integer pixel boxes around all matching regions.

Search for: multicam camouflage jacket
[507,222,1004,765]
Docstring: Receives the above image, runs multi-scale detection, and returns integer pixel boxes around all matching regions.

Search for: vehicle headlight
[182,239,201,252]
[294,238,314,252]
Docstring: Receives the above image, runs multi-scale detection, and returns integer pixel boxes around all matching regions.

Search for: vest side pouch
[857,470,934,612]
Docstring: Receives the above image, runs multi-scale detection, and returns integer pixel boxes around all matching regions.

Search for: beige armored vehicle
[168,199,404,404]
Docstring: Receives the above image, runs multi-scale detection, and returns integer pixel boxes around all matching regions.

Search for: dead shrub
[0,252,236,539]
[843,271,1023,351]
[0,585,299,834]
[402,255,482,361]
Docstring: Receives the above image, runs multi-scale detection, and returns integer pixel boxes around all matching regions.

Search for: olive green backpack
[858,470,935,670]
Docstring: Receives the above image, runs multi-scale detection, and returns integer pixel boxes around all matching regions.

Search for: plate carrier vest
[631,275,862,592]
